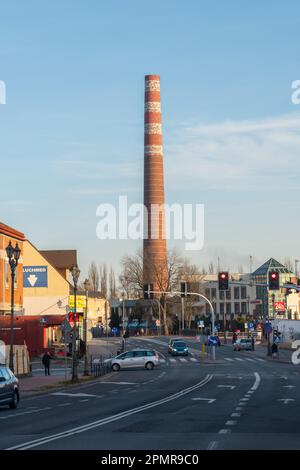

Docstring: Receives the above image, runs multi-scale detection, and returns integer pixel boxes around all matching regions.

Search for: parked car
[104,349,160,371]
[168,338,184,353]
[233,338,252,351]
[169,341,189,356]
[0,365,20,409]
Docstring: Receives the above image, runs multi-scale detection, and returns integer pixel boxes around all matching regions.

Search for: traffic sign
[274,301,286,312]
[208,336,218,346]
[23,266,48,288]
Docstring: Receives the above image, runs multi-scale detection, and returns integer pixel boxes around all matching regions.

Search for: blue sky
[1,0,300,278]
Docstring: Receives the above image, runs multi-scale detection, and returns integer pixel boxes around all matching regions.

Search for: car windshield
[174,342,186,348]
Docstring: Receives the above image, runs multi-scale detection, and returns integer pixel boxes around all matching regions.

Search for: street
[1,336,299,450]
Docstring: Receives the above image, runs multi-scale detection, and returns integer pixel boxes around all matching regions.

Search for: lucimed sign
[23,266,48,288]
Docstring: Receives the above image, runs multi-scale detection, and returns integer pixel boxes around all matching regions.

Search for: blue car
[170,341,189,356]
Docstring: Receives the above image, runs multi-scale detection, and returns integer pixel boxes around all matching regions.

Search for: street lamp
[120,292,126,352]
[83,278,90,376]
[6,241,21,372]
[71,264,80,382]
[295,259,299,278]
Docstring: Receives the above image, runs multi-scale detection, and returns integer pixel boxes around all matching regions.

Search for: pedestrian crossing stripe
[225,358,234,362]
[190,357,197,362]
[169,358,176,363]
[235,358,243,361]
[179,358,187,362]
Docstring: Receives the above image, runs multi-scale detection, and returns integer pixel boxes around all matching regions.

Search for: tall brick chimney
[143,74,167,289]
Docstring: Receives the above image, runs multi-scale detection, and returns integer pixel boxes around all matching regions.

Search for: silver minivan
[105,349,160,371]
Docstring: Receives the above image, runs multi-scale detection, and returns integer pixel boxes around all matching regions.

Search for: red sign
[274,301,286,312]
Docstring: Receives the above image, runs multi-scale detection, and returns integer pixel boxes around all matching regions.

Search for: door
[0,369,9,403]
[121,351,135,368]
[133,351,147,368]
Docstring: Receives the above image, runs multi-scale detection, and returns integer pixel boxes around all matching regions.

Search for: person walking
[42,351,52,376]
[271,342,278,359]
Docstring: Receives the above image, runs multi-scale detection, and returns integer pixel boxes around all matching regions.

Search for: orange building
[0,222,25,315]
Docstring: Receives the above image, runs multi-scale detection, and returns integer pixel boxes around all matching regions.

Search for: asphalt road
[1,336,299,450]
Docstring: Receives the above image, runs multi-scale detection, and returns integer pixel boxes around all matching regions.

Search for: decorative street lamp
[83,278,90,376]
[6,241,21,372]
[120,292,126,352]
[71,264,80,382]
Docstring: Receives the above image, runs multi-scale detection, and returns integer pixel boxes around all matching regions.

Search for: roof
[252,258,291,276]
[0,222,25,241]
[40,250,77,270]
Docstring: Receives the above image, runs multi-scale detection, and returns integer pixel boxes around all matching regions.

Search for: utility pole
[71,264,80,382]
[6,242,21,373]
[83,278,90,376]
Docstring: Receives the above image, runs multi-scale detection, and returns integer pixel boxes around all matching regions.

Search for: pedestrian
[232,332,237,344]
[271,342,278,359]
[42,351,52,376]
[251,335,255,351]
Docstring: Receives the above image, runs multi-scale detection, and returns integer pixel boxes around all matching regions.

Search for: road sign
[23,266,48,288]
[69,295,86,309]
[208,336,218,346]
[155,319,161,326]
[274,301,286,311]
[249,322,254,328]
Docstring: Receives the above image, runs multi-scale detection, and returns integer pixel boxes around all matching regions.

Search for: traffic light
[181,282,187,298]
[144,284,154,299]
[269,271,280,290]
[218,272,229,290]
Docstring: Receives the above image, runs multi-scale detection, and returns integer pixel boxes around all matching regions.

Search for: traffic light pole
[146,289,216,361]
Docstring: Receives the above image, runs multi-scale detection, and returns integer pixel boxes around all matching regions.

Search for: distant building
[252,258,294,319]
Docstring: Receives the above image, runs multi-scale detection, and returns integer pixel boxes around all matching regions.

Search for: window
[134,351,146,357]
[124,352,134,359]
[226,289,231,300]
[241,287,247,299]
[2,368,11,380]
[234,302,240,314]
[234,287,240,299]
[227,303,231,315]
[241,302,247,314]
[219,290,224,300]
[211,288,216,300]
[220,303,224,314]
[146,351,155,356]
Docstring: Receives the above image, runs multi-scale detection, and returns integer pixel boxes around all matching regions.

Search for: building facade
[0,222,25,315]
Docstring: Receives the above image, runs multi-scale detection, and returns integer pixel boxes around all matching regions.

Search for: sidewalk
[19,371,100,398]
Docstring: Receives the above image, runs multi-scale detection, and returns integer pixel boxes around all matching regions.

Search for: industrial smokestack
[143,74,167,289]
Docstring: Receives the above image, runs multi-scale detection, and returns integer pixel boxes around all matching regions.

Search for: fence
[89,354,112,377]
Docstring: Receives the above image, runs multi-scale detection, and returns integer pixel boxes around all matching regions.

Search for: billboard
[23,266,48,288]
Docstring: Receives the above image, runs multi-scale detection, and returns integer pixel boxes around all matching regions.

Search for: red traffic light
[218,271,229,290]
[269,271,280,290]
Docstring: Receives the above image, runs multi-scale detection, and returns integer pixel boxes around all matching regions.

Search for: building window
[234,287,240,299]
[241,302,247,314]
[241,287,247,299]
[226,289,231,300]
[219,290,224,300]
[227,303,231,315]
[220,303,224,314]
[234,302,240,314]
[211,288,216,300]
[5,262,9,287]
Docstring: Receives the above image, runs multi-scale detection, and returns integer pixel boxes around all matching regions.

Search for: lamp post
[295,259,299,279]
[71,264,80,382]
[6,241,21,372]
[121,292,126,352]
[83,278,90,376]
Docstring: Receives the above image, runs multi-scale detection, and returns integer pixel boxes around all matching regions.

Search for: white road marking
[235,407,243,411]
[226,420,237,425]
[169,359,176,363]
[278,398,295,404]
[231,413,241,417]
[219,429,231,434]
[225,358,234,362]
[79,399,89,402]
[8,375,214,450]
[245,358,255,362]
[0,407,51,420]
[58,403,72,407]
[100,381,137,385]
[247,390,255,394]
[52,393,102,398]
[217,385,236,390]
[256,358,265,362]
[235,358,243,361]
[190,357,198,362]
[240,398,249,401]
[179,358,187,362]
[159,359,166,363]
[191,398,216,403]
[207,441,218,450]
[283,385,295,389]
[250,372,261,391]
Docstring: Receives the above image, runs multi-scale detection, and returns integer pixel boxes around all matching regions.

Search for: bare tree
[283,257,294,273]
[109,266,117,299]
[88,261,99,292]
[100,264,108,298]
[208,262,214,274]
[238,265,244,274]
